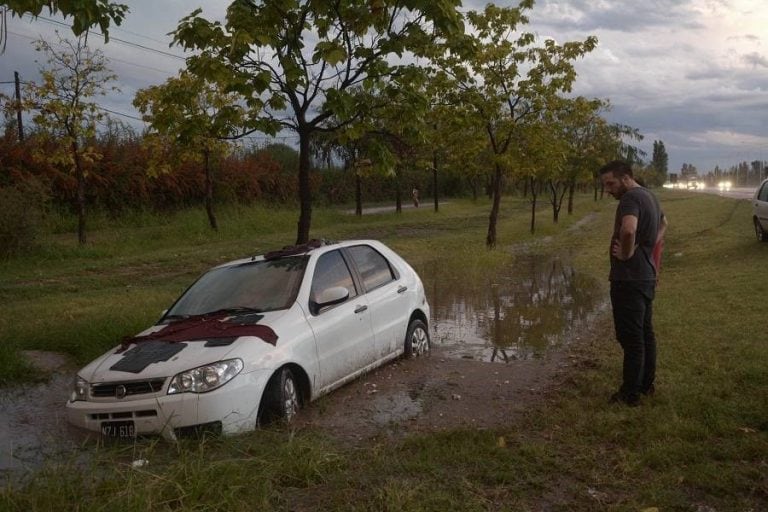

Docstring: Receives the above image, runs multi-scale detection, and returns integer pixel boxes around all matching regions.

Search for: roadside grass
[2,191,766,510]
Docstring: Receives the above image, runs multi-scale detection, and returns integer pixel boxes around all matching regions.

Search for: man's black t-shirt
[610,187,662,282]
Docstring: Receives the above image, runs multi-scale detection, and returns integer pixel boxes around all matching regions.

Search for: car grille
[91,378,166,398]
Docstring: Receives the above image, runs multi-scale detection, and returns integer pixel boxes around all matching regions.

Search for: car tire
[261,367,300,425]
[404,319,430,358]
[755,218,768,242]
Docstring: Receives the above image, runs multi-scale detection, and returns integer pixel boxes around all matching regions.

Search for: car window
[759,183,768,202]
[165,256,307,317]
[347,244,396,292]
[310,250,358,309]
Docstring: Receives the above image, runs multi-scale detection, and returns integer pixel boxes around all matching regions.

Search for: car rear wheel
[404,319,430,358]
[755,218,768,242]
[261,367,300,425]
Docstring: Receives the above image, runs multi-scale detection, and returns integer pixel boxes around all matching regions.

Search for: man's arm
[656,213,668,243]
[611,214,638,260]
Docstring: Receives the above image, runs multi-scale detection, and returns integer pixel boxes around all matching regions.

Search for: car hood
[78,309,293,383]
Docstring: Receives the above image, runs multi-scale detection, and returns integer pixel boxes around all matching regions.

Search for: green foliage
[2,0,127,40]
[170,0,465,242]
[0,178,49,257]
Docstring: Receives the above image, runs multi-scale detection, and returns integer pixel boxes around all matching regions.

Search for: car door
[345,244,410,359]
[305,249,376,390]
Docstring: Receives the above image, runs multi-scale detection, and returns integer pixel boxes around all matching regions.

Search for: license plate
[100,421,136,439]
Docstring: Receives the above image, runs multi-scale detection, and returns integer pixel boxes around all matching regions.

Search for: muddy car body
[65,239,430,439]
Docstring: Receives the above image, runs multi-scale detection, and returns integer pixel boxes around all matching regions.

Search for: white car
[754,178,768,242]
[66,239,431,439]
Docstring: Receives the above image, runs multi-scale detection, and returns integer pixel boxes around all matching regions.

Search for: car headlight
[167,359,244,394]
[71,375,88,402]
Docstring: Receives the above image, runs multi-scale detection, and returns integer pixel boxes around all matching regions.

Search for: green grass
[2,191,767,511]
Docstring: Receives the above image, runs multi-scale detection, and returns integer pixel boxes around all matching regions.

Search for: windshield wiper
[203,306,263,317]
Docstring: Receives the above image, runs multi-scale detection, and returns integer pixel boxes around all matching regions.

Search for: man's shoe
[641,384,655,397]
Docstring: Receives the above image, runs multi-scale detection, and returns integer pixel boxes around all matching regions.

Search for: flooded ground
[425,255,605,362]
[0,355,90,480]
[1,254,608,478]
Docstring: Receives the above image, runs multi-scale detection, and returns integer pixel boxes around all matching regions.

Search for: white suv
[754,178,768,242]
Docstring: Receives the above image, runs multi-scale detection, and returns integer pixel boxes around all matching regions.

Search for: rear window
[759,182,768,202]
[347,245,397,291]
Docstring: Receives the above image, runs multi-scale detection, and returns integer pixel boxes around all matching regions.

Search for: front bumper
[65,370,270,440]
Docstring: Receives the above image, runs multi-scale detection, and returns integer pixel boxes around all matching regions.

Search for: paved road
[696,186,756,201]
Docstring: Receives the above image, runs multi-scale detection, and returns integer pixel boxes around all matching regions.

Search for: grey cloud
[742,52,768,68]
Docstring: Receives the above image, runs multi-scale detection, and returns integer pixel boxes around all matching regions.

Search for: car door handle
[397,285,408,294]
[354,304,368,314]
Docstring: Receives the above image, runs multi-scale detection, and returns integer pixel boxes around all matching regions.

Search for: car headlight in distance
[168,359,244,394]
[71,375,88,402]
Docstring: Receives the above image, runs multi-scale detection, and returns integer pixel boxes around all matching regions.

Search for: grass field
[1,191,766,511]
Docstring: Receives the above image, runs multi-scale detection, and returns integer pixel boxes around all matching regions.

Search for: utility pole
[14,71,24,141]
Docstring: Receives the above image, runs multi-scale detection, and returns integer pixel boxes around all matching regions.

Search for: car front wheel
[755,218,768,242]
[261,367,300,425]
[404,319,430,358]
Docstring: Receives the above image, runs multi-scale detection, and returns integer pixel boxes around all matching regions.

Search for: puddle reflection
[420,255,606,362]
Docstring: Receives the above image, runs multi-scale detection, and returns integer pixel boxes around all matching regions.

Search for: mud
[297,255,606,441]
[0,367,89,478]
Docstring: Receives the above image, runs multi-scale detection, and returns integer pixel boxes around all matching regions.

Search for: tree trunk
[593,176,599,202]
[432,150,439,212]
[530,176,538,235]
[355,172,362,216]
[567,179,575,215]
[395,167,402,213]
[72,139,86,245]
[296,130,312,244]
[204,149,218,231]
[486,163,503,248]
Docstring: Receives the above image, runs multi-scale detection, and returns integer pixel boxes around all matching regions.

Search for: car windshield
[164,256,308,318]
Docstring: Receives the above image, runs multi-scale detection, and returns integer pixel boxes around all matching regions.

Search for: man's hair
[599,160,633,178]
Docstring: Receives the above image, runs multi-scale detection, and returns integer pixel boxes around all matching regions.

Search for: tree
[650,140,668,183]
[172,0,463,244]
[1,1,127,44]
[23,32,117,244]
[134,71,246,230]
[431,1,597,247]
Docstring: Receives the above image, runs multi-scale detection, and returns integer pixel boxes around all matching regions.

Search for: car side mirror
[315,286,349,308]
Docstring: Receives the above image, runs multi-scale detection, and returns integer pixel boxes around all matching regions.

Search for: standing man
[600,160,667,406]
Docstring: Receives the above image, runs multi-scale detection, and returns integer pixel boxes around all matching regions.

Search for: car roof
[212,239,384,270]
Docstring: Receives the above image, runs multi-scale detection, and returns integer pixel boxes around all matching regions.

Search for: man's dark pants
[609,280,656,399]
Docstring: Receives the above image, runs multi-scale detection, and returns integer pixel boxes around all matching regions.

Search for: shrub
[0,179,49,257]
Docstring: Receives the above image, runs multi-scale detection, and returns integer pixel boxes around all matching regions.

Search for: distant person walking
[412,186,420,208]
[600,160,667,406]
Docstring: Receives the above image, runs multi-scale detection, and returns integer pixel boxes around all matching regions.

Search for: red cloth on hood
[118,312,278,352]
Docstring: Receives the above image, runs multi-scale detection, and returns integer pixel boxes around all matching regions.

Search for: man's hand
[611,238,636,260]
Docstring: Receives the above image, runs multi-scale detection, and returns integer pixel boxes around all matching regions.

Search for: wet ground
[297,255,606,440]
[0,352,89,478]
[1,254,607,478]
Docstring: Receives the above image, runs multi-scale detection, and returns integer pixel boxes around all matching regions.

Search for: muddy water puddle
[0,373,89,478]
[420,255,606,363]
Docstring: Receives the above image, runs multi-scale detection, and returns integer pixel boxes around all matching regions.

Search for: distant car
[718,180,732,191]
[66,239,431,439]
[754,178,768,242]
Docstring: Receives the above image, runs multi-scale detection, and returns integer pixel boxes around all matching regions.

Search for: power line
[25,14,187,61]
[100,107,144,122]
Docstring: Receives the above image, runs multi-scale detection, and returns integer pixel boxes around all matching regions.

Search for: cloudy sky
[2,0,767,173]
